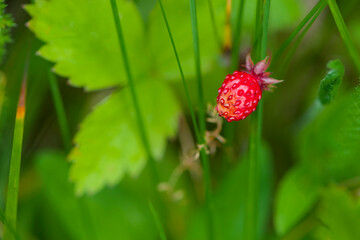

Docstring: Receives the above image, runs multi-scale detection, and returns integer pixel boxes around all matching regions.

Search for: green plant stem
[328,0,360,75]
[272,0,327,67]
[246,1,270,239]
[157,0,200,142]
[189,0,206,137]
[149,200,167,240]
[189,0,215,239]
[48,70,71,152]
[4,78,26,240]
[109,0,159,185]
[0,207,21,240]
[231,0,245,70]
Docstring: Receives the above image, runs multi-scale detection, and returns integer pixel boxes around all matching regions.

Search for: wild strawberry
[216,54,282,122]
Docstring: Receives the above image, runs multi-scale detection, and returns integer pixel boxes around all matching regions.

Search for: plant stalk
[109,0,159,185]
[4,78,26,240]
[246,0,270,239]
[328,0,360,75]
[189,0,215,239]
[48,70,71,152]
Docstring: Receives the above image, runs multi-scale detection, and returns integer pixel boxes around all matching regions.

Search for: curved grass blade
[276,0,327,77]
[272,0,327,67]
[109,0,159,185]
[328,0,360,75]
[149,200,167,240]
[48,70,71,152]
[157,0,200,141]
[4,73,27,240]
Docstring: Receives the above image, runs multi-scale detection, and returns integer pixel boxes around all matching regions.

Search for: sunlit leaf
[25,0,146,91]
[69,81,179,195]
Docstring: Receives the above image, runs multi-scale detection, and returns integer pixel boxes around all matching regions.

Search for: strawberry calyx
[245,54,283,91]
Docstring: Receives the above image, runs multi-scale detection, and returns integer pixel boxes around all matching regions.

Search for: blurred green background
[1,0,360,239]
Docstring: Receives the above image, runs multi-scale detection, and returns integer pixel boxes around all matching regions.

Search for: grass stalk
[245,0,270,239]
[272,0,327,67]
[231,0,245,70]
[3,77,27,240]
[148,200,167,240]
[157,0,200,142]
[48,70,71,152]
[276,0,327,77]
[0,207,21,240]
[109,0,159,185]
[328,0,360,75]
[189,0,215,239]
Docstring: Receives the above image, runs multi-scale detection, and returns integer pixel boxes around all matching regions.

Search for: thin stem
[157,0,200,142]
[189,0,206,137]
[109,0,159,185]
[328,0,360,75]
[276,0,327,77]
[189,0,215,239]
[48,70,71,152]
[246,1,270,239]
[272,0,327,67]
[148,200,168,240]
[231,0,245,70]
[4,76,27,240]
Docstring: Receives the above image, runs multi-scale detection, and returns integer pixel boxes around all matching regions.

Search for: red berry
[216,54,282,122]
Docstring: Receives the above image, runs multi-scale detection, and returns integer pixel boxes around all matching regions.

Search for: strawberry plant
[1,0,360,240]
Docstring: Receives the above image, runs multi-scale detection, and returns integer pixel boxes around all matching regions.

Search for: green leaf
[316,186,360,240]
[318,59,344,105]
[299,85,360,182]
[35,150,158,240]
[274,165,321,236]
[25,0,146,91]
[69,81,179,195]
[147,0,226,81]
[0,0,15,62]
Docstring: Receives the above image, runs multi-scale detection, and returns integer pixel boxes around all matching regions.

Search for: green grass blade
[276,0,327,77]
[4,78,26,240]
[48,70,71,152]
[328,0,360,75]
[148,200,167,240]
[157,0,200,142]
[272,0,327,66]
[246,0,271,239]
[189,0,206,137]
[0,207,21,240]
[231,0,245,70]
[189,0,215,239]
[109,0,159,184]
